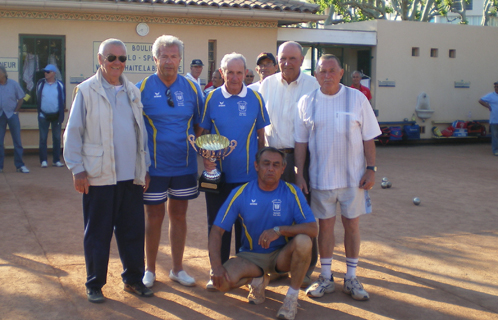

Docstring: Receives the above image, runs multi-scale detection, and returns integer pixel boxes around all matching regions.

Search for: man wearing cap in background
[0,65,29,173]
[186,59,203,87]
[36,64,65,168]
[248,52,278,92]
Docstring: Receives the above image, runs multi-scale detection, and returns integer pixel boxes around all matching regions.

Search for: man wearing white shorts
[294,54,381,301]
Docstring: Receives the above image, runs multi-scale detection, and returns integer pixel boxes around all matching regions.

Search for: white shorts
[310,187,372,220]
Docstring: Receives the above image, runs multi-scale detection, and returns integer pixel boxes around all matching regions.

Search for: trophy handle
[222,140,237,159]
[188,134,198,152]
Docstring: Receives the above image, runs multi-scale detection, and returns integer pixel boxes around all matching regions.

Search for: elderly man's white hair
[277,41,303,57]
[220,53,247,71]
[98,38,127,55]
[152,35,184,59]
[351,70,363,77]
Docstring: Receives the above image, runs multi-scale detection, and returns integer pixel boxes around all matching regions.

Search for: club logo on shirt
[237,101,247,116]
[218,101,225,108]
[154,92,162,98]
[174,91,184,106]
[250,199,257,206]
[272,199,282,216]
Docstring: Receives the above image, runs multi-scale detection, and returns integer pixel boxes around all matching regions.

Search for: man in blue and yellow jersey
[209,147,317,320]
[137,35,204,289]
[200,52,270,290]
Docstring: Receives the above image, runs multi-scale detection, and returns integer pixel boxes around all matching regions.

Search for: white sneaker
[205,279,217,292]
[277,295,299,320]
[169,270,196,287]
[142,270,156,288]
[17,166,30,173]
[343,277,369,301]
[306,275,335,298]
[53,161,64,167]
[41,161,48,168]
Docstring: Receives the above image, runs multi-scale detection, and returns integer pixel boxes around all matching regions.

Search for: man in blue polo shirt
[479,82,498,155]
[137,35,204,288]
[209,147,317,320]
[200,52,270,290]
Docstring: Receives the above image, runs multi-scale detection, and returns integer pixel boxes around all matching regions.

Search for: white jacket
[63,69,149,186]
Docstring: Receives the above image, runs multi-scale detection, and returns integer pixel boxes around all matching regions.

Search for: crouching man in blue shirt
[209,147,317,320]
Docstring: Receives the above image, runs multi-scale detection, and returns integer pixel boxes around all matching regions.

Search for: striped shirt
[295,85,381,190]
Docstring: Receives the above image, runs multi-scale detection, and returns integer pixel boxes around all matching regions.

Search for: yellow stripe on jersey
[252,90,266,123]
[238,214,253,251]
[202,90,215,123]
[246,119,257,174]
[185,115,193,166]
[143,113,157,168]
[139,76,150,92]
[220,183,248,223]
[185,78,201,116]
[285,182,306,219]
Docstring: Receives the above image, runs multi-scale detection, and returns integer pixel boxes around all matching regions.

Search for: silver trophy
[188,134,237,193]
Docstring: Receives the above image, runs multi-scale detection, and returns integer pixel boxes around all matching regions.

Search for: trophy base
[199,172,225,194]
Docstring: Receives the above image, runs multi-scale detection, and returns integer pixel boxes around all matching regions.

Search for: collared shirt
[185,73,201,87]
[295,85,381,190]
[40,82,59,114]
[260,72,319,149]
[247,81,261,92]
[480,91,498,124]
[200,84,270,183]
[0,79,24,118]
[350,84,372,101]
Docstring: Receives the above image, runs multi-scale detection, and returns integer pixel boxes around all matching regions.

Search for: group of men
[62,34,380,320]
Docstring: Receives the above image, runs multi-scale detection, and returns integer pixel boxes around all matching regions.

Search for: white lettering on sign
[93,42,184,74]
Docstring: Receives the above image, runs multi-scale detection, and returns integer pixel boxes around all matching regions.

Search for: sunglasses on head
[105,54,127,63]
[166,89,174,107]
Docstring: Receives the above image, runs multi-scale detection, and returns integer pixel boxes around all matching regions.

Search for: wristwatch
[366,166,377,172]
[273,226,281,237]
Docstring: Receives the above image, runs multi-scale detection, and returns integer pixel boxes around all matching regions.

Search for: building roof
[108,0,320,14]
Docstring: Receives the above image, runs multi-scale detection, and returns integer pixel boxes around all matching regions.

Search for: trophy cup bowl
[188,134,237,193]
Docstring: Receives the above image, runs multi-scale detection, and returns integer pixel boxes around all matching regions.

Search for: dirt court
[1,143,497,320]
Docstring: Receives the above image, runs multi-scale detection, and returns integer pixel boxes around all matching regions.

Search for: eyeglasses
[259,63,275,68]
[44,71,52,74]
[105,54,127,63]
[166,89,174,107]
[246,75,254,78]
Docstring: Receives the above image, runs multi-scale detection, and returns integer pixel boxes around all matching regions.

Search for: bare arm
[208,225,230,288]
[258,221,317,249]
[257,128,265,150]
[294,142,309,194]
[359,139,376,190]
[194,123,203,137]
[479,99,491,110]
[14,99,23,113]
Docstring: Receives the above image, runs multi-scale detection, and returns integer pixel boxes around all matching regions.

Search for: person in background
[36,64,65,168]
[0,65,29,173]
[185,59,204,87]
[478,82,498,156]
[248,52,278,92]
[203,70,224,95]
[350,71,372,102]
[244,69,255,86]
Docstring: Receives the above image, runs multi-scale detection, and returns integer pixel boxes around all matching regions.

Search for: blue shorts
[143,173,199,205]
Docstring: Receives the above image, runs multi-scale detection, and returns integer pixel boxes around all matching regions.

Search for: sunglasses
[166,89,174,107]
[44,71,52,74]
[105,54,127,63]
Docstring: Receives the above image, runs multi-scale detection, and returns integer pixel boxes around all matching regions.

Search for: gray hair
[255,147,287,166]
[220,53,247,71]
[152,35,184,59]
[316,54,342,70]
[98,38,127,55]
[277,41,303,57]
[351,70,362,77]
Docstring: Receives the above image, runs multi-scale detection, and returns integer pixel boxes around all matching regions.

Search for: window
[430,48,438,57]
[412,47,419,57]
[449,49,456,58]
[19,35,65,108]
[207,40,217,85]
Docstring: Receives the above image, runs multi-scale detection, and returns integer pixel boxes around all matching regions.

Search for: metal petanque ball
[382,177,388,182]
[386,181,392,188]
[381,182,388,189]
[413,197,421,205]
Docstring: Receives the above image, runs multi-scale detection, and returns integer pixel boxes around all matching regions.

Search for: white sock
[286,287,299,299]
[320,258,333,280]
[251,276,264,286]
[345,258,359,280]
